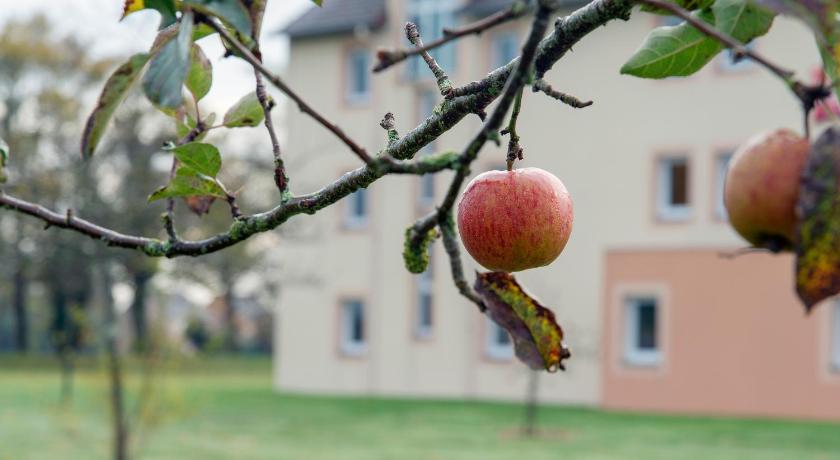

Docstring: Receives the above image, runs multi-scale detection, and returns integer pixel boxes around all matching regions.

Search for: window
[491,32,519,69]
[344,189,368,229]
[340,299,366,356]
[656,156,691,221]
[624,296,661,367]
[486,318,514,360]
[832,302,840,371]
[346,49,370,104]
[718,43,756,73]
[714,151,734,220]
[407,0,457,80]
[415,256,434,338]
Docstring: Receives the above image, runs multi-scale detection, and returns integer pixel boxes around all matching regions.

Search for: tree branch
[1,0,635,258]
[373,1,530,73]
[533,78,593,108]
[204,18,375,166]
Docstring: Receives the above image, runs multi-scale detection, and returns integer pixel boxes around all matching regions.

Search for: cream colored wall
[275,2,822,405]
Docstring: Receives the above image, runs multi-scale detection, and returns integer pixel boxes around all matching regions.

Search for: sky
[0,0,313,111]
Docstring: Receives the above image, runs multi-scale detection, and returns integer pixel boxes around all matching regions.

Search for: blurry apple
[457,167,573,272]
[724,128,809,251]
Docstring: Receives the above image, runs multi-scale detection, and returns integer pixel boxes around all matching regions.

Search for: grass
[1,356,839,460]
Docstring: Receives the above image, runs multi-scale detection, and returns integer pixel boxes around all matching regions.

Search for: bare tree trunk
[221,269,237,353]
[12,264,29,353]
[130,272,150,353]
[103,267,128,460]
[522,371,540,437]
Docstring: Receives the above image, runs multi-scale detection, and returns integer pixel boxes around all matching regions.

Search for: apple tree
[1,0,839,376]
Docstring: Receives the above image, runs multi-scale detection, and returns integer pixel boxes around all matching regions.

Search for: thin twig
[255,71,288,196]
[374,1,530,73]
[380,112,400,147]
[405,22,453,96]
[203,18,375,166]
[532,79,593,108]
[502,87,525,170]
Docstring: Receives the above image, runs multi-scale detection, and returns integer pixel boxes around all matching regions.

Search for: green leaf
[122,0,178,28]
[796,126,840,311]
[171,142,221,177]
[186,44,212,102]
[142,12,194,110]
[175,111,215,141]
[311,0,323,6]
[0,137,9,183]
[474,272,571,372]
[223,92,264,127]
[81,53,151,158]
[640,0,714,15]
[712,0,775,42]
[148,165,226,202]
[182,0,252,37]
[755,0,839,45]
[620,9,722,78]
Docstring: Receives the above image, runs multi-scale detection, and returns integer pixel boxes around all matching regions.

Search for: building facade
[274,0,840,419]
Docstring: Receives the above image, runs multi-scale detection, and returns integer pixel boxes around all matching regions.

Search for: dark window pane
[495,325,511,345]
[349,301,364,342]
[637,300,657,350]
[421,174,435,202]
[352,189,366,217]
[419,293,432,328]
[670,161,688,205]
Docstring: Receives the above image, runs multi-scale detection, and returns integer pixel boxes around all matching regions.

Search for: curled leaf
[796,126,840,311]
[81,53,150,158]
[142,12,194,110]
[186,44,212,102]
[184,195,216,215]
[474,272,571,371]
[223,92,264,127]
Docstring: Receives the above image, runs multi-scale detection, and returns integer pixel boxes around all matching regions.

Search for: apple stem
[503,87,525,170]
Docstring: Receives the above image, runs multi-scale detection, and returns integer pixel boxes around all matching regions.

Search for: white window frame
[343,189,368,229]
[491,31,519,69]
[623,296,661,367]
[832,302,840,371]
[345,48,371,105]
[656,156,691,222]
[714,151,734,220]
[340,299,367,356]
[485,317,514,360]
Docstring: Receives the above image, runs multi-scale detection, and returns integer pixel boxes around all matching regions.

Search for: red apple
[457,167,573,272]
[724,128,809,251]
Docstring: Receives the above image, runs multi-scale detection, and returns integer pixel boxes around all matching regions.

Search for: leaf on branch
[176,111,215,140]
[712,0,775,42]
[182,0,253,38]
[0,137,9,183]
[223,92,265,127]
[81,53,151,158]
[122,0,178,28]
[172,142,221,176]
[474,272,571,372]
[621,1,774,79]
[143,12,194,110]
[795,126,840,311]
[149,142,225,202]
[186,44,212,102]
[621,9,721,78]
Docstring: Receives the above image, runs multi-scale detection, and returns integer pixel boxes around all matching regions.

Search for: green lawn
[1,357,839,460]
